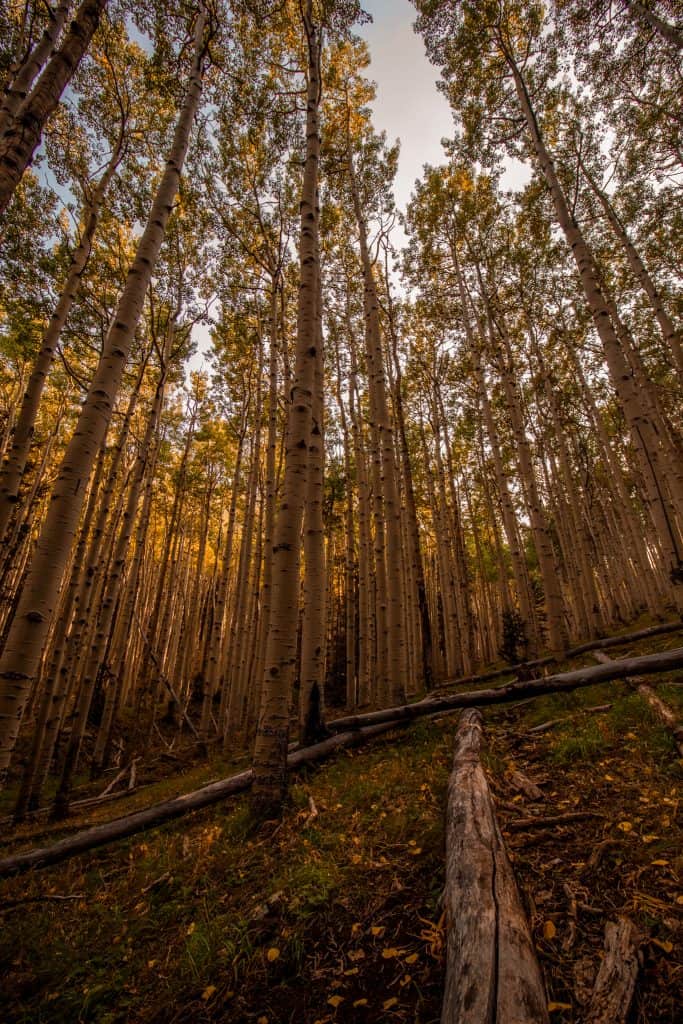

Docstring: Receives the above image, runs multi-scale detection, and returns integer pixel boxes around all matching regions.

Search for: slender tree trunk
[0,0,72,138]
[506,46,683,602]
[0,7,209,781]
[348,146,407,705]
[299,250,327,742]
[625,0,683,48]
[0,130,125,543]
[0,0,107,214]
[579,155,683,379]
[250,2,320,817]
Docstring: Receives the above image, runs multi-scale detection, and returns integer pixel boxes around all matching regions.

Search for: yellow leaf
[266,948,280,962]
[641,834,659,844]
[625,732,637,740]
[543,921,557,940]
[676,895,683,905]
[652,859,669,866]
[652,939,673,954]
[348,949,366,961]
[405,953,419,964]
[617,821,633,833]
[382,948,400,959]
[327,995,344,1008]
[186,922,196,936]
[548,1002,572,1012]
[353,998,368,1007]
[371,926,384,937]
[400,974,412,987]
[257,1017,268,1024]
[147,959,157,969]
[383,997,399,1010]
[409,847,423,856]
[202,985,216,1001]
[344,967,359,976]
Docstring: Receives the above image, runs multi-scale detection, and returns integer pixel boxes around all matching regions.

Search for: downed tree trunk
[524,703,612,736]
[434,620,682,692]
[0,722,401,877]
[330,647,683,734]
[2,648,681,877]
[593,651,683,756]
[585,917,639,1024]
[442,709,549,1024]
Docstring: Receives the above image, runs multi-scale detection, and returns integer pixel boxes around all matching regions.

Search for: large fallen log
[0,722,401,878]
[330,647,683,734]
[442,709,549,1024]
[585,917,639,1024]
[434,619,682,692]
[593,651,683,756]
[3,647,681,878]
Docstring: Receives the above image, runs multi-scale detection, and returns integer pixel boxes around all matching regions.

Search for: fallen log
[585,917,639,1024]
[505,811,600,831]
[524,703,612,736]
[3,648,681,878]
[0,722,402,878]
[441,709,549,1024]
[592,651,683,756]
[434,620,682,692]
[330,647,683,734]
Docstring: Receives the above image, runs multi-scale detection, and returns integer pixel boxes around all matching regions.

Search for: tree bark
[0,0,107,214]
[585,917,640,1024]
[0,0,72,138]
[250,1,321,817]
[442,709,549,1023]
[0,6,209,782]
[328,646,683,733]
[0,124,125,543]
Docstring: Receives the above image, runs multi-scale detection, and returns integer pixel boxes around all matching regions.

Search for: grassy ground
[0,630,681,1023]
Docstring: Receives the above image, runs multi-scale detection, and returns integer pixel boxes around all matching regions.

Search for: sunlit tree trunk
[0,0,72,138]
[0,128,125,543]
[0,0,107,214]
[506,47,683,604]
[0,7,209,781]
[251,2,320,816]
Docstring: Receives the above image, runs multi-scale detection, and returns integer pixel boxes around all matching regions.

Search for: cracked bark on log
[441,709,548,1023]
[585,917,639,1024]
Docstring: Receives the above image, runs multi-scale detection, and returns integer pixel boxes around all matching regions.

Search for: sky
[187,1,527,373]
[356,0,453,214]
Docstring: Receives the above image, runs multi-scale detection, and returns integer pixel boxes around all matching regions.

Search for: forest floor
[0,627,682,1023]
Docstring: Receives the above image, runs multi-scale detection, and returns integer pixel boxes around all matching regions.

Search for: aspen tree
[0,0,72,138]
[0,5,211,780]
[250,0,321,816]
[0,0,107,214]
